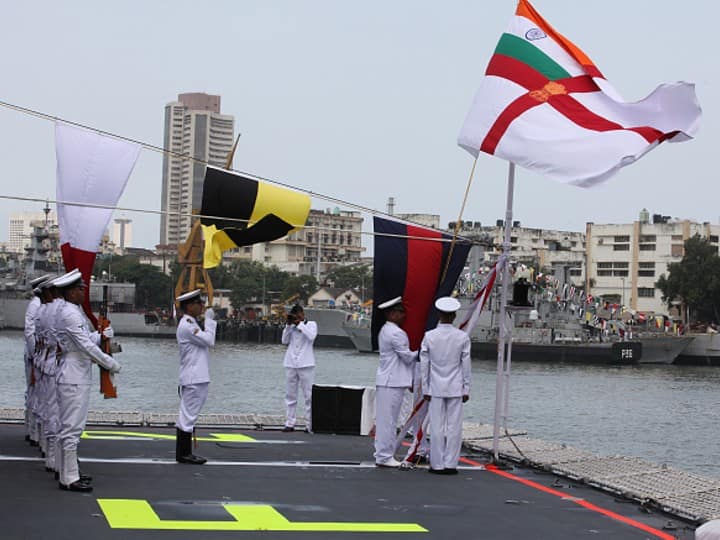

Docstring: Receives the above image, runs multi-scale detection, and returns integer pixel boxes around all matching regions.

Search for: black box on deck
[311,384,366,435]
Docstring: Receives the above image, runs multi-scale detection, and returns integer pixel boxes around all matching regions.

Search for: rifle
[98,284,117,399]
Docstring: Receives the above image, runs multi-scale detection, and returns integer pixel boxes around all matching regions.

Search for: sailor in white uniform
[42,279,64,474]
[175,289,216,465]
[55,269,120,492]
[374,296,418,468]
[281,304,317,432]
[23,275,50,444]
[34,280,56,460]
[420,296,471,475]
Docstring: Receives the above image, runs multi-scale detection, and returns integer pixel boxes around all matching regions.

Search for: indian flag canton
[457,0,701,187]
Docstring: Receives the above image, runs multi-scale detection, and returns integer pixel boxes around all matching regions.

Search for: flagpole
[491,161,515,462]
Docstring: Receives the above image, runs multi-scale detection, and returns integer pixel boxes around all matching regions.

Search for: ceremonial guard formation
[373,296,418,468]
[22,269,120,492]
[175,289,216,465]
[280,304,317,433]
[420,297,472,475]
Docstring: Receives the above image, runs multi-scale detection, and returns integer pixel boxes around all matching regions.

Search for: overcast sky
[0,0,716,253]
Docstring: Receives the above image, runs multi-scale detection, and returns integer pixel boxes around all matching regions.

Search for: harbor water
[2,330,719,479]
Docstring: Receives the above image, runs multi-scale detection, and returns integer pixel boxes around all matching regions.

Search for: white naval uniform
[56,302,119,486]
[42,299,64,471]
[374,321,417,464]
[34,302,52,454]
[281,320,317,430]
[420,323,471,471]
[176,314,217,433]
[29,302,48,444]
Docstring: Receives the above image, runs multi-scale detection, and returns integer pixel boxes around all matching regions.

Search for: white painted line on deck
[0,454,485,470]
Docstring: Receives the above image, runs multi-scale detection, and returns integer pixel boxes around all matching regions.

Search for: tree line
[93,255,372,312]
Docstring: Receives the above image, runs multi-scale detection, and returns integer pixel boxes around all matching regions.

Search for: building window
[672,234,683,241]
[597,261,627,277]
[638,287,655,298]
[671,244,683,257]
[614,235,630,242]
[638,262,655,277]
[613,244,630,251]
[639,235,656,242]
[710,235,719,244]
[639,244,656,251]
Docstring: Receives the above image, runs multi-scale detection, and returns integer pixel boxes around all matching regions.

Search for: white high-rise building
[111,217,133,254]
[159,92,235,246]
[8,210,57,253]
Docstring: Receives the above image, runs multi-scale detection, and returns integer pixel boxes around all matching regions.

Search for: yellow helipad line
[82,430,256,442]
[98,499,427,533]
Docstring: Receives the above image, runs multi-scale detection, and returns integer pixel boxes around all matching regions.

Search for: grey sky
[0,1,716,252]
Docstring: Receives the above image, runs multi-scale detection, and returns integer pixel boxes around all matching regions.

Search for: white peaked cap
[40,276,59,289]
[176,289,202,303]
[29,274,52,287]
[435,296,461,313]
[378,296,403,310]
[53,269,83,289]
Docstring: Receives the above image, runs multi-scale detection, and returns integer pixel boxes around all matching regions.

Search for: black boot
[176,429,206,465]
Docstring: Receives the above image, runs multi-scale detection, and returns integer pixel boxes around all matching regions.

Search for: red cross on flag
[458,0,701,187]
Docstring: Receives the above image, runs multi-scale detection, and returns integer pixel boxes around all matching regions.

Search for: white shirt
[281,320,317,368]
[376,321,417,388]
[23,296,41,358]
[56,302,118,385]
[420,323,472,397]
[177,315,217,386]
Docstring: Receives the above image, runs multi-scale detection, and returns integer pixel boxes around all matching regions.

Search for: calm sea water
[2,330,719,479]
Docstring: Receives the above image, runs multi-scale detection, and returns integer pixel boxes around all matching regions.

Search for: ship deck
[0,420,695,539]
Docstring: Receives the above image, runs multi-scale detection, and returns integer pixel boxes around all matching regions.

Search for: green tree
[656,235,720,323]
[282,274,319,303]
[94,255,174,309]
[324,263,372,290]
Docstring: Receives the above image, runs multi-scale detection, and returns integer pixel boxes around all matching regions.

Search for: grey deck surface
[0,423,695,539]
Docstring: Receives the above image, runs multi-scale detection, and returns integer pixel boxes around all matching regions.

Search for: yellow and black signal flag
[200,166,311,268]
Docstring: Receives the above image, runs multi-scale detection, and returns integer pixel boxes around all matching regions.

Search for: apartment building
[585,209,720,315]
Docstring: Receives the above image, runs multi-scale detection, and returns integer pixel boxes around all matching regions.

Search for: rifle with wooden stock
[97,284,117,399]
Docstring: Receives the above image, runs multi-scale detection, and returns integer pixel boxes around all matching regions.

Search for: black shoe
[45,467,53,473]
[25,435,30,442]
[177,454,207,465]
[29,440,38,447]
[54,471,59,480]
[428,468,445,474]
[281,426,294,432]
[443,468,459,475]
[59,480,93,492]
[80,474,92,482]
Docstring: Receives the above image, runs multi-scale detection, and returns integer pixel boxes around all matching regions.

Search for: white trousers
[374,385,406,463]
[429,396,463,471]
[43,376,60,470]
[176,383,209,432]
[284,367,314,429]
[57,383,91,485]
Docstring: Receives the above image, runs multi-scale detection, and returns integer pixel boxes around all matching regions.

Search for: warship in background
[341,280,695,365]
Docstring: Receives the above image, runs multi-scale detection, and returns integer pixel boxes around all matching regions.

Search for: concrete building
[219,208,364,279]
[159,92,235,246]
[449,220,586,287]
[585,209,720,316]
[8,211,57,253]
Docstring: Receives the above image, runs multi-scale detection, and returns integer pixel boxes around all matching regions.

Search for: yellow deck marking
[82,430,256,442]
[97,499,427,533]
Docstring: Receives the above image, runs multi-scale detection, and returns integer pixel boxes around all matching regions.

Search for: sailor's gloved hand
[204,308,215,321]
[109,360,122,374]
[102,325,115,339]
